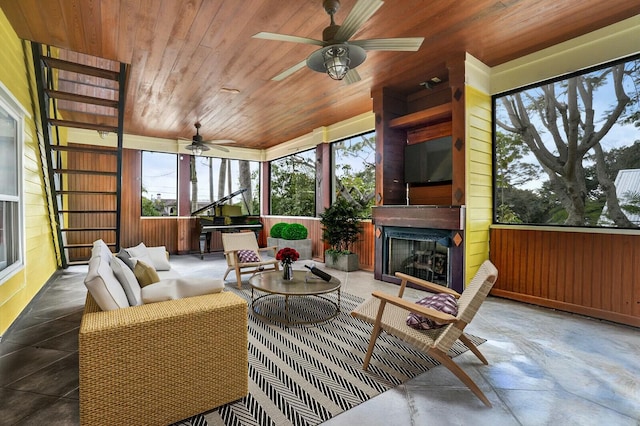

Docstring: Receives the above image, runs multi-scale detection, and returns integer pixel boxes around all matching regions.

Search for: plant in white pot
[320,198,361,271]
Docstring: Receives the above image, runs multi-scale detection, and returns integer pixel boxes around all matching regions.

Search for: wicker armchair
[79,291,248,425]
[351,260,498,407]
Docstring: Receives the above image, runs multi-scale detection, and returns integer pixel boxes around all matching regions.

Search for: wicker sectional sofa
[79,240,248,425]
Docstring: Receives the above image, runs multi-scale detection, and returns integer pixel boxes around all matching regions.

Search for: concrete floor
[1,252,639,425]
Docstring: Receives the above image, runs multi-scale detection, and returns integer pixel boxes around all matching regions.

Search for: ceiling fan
[179,122,233,155]
[253,0,424,84]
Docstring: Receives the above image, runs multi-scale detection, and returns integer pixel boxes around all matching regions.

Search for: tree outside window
[494,55,640,228]
[141,151,177,217]
[332,131,375,218]
[191,157,259,214]
[270,149,316,216]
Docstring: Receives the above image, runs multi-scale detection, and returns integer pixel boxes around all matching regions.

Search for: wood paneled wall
[490,227,640,327]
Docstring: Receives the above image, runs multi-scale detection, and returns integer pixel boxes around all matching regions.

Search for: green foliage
[269,222,288,238]
[320,197,361,253]
[333,132,376,218]
[141,195,162,216]
[270,151,316,216]
[281,223,308,240]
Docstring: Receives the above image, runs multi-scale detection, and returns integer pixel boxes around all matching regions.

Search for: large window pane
[141,151,178,216]
[270,149,316,216]
[493,54,640,228]
[192,157,260,214]
[0,90,22,281]
[332,131,375,218]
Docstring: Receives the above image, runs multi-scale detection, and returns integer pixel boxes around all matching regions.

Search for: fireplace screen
[383,227,451,287]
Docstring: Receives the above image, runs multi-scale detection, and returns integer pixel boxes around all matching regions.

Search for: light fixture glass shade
[307,44,366,81]
[186,143,205,156]
[323,46,350,80]
[98,130,109,139]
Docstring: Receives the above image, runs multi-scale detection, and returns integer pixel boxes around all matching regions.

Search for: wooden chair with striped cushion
[222,232,279,288]
[351,260,499,407]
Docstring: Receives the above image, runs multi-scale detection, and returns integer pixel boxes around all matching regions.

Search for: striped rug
[204,286,484,426]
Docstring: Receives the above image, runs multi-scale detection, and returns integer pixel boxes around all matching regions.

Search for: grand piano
[191,188,263,258]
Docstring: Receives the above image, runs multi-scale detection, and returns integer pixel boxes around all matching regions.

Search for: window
[493,54,640,228]
[141,151,178,216]
[270,149,316,216]
[0,85,24,282]
[332,131,375,218]
[192,157,260,214]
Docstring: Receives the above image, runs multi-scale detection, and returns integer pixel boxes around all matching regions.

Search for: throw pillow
[126,242,148,259]
[146,246,172,271]
[406,293,458,330]
[116,249,135,271]
[111,256,142,306]
[133,260,161,287]
[237,249,260,263]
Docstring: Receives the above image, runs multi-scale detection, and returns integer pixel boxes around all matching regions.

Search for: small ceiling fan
[253,0,424,84]
[179,122,233,155]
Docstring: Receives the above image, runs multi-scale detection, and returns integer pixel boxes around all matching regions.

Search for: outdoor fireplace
[384,227,452,287]
[372,205,465,292]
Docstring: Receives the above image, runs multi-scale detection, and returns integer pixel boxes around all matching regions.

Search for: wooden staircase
[32,44,128,267]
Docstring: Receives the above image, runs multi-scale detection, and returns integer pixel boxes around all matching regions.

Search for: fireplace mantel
[372,205,465,230]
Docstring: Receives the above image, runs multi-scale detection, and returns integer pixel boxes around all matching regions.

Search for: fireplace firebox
[384,227,452,287]
[372,205,465,292]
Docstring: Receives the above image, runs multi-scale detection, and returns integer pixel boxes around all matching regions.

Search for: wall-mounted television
[404,136,453,184]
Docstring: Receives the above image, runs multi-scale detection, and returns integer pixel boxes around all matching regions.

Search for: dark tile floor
[2,252,640,425]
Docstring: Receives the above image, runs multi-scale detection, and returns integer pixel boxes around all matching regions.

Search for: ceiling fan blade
[334,0,384,42]
[350,37,424,51]
[252,32,324,46]
[272,59,308,81]
[343,68,361,85]
[208,144,229,152]
[202,139,234,145]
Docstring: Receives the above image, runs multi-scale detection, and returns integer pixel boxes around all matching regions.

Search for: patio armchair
[222,232,279,288]
[351,260,499,407]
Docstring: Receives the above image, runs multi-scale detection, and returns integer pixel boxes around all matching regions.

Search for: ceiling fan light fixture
[307,44,366,81]
[324,45,350,80]
[185,142,209,156]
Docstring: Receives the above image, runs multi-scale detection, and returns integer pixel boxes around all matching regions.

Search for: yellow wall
[461,54,493,284]
[463,85,493,283]
[0,11,58,336]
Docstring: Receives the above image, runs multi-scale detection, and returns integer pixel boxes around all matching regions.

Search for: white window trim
[0,80,27,284]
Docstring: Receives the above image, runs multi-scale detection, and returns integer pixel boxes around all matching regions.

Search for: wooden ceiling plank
[58,0,88,54]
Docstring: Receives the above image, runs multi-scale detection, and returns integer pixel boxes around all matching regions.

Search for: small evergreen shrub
[269,222,289,238]
[281,223,308,240]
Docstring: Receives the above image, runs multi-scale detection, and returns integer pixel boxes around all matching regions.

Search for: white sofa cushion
[111,256,142,306]
[126,242,171,271]
[84,245,129,311]
[125,242,148,258]
[146,246,171,271]
[141,278,224,304]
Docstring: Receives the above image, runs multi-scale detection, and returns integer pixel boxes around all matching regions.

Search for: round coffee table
[248,270,341,325]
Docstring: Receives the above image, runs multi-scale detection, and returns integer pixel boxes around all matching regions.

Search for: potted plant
[267,222,312,260]
[320,198,361,271]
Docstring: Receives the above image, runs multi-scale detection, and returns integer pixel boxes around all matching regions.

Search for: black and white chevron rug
[201,286,484,426]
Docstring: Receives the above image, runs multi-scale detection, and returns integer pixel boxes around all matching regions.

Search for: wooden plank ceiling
[0,0,638,150]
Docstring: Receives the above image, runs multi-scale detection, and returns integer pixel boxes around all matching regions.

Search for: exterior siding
[0,11,58,335]
[464,85,493,285]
